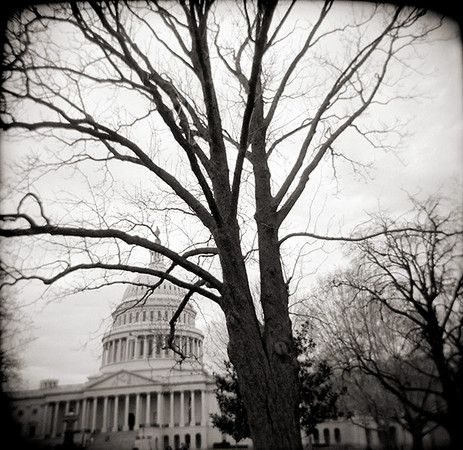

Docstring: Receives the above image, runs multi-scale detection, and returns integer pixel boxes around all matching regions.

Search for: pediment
[86,371,156,390]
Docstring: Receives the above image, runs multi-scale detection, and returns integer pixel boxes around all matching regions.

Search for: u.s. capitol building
[8,243,230,450]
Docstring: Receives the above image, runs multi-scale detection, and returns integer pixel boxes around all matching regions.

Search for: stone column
[145,393,151,427]
[201,390,207,426]
[135,393,140,429]
[120,339,126,361]
[80,398,87,431]
[51,402,59,438]
[180,391,185,427]
[112,396,119,432]
[134,337,140,359]
[156,393,162,426]
[41,403,49,437]
[144,336,149,358]
[101,396,108,432]
[91,398,97,432]
[62,401,70,436]
[169,392,174,427]
[190,391,195,426]
[123,395,129,431]
[113,340,118,362]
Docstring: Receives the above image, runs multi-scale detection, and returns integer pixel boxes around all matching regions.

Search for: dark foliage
[211,321,343,441]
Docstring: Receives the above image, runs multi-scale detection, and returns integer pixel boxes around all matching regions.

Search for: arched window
[323,428,330,445]
[334,428,341,443]
[313,429,319,444]
[195,433,202,449]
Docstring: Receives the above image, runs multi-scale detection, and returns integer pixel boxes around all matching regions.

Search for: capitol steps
[90,430,137,450]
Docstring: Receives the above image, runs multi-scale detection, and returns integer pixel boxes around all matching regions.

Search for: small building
[303,416,450,449]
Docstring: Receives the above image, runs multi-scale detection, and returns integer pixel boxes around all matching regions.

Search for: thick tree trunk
[216,77,302,449]
[224,291,302,450]
[425,314,462,450]
[409,429,424,450]
[215,223,302,450]
[445,412,463,450]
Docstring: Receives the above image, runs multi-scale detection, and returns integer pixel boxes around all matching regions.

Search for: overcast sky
[1,4,462,390]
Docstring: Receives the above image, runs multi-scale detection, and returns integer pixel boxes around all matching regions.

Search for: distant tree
[211,321,342,442]
[0,286,29,447]
[296,322,342,436]
[211,360,251,443]
[338,367,438,450]
[312,197,463,450]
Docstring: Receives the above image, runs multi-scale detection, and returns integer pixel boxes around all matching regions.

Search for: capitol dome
[100,242,204,376]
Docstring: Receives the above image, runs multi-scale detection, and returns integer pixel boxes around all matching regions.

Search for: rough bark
[211,215,302,449]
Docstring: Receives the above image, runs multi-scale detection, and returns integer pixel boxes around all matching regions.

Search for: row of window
[312,427,341,445]
[126,282,182,297]
[138,432,202,449]
[115,309,194,327]
[103,334,203,364]
[16,408,38,417]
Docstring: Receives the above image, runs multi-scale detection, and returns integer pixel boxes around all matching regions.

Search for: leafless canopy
[0,2,444,448]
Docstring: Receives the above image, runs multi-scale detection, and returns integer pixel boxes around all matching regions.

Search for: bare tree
[0,2,444,448]
[311,197,462,449]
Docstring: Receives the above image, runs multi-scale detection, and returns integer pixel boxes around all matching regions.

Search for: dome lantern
[149,226,164,268]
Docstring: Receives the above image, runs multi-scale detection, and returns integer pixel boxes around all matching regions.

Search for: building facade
[8,243,227,450]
